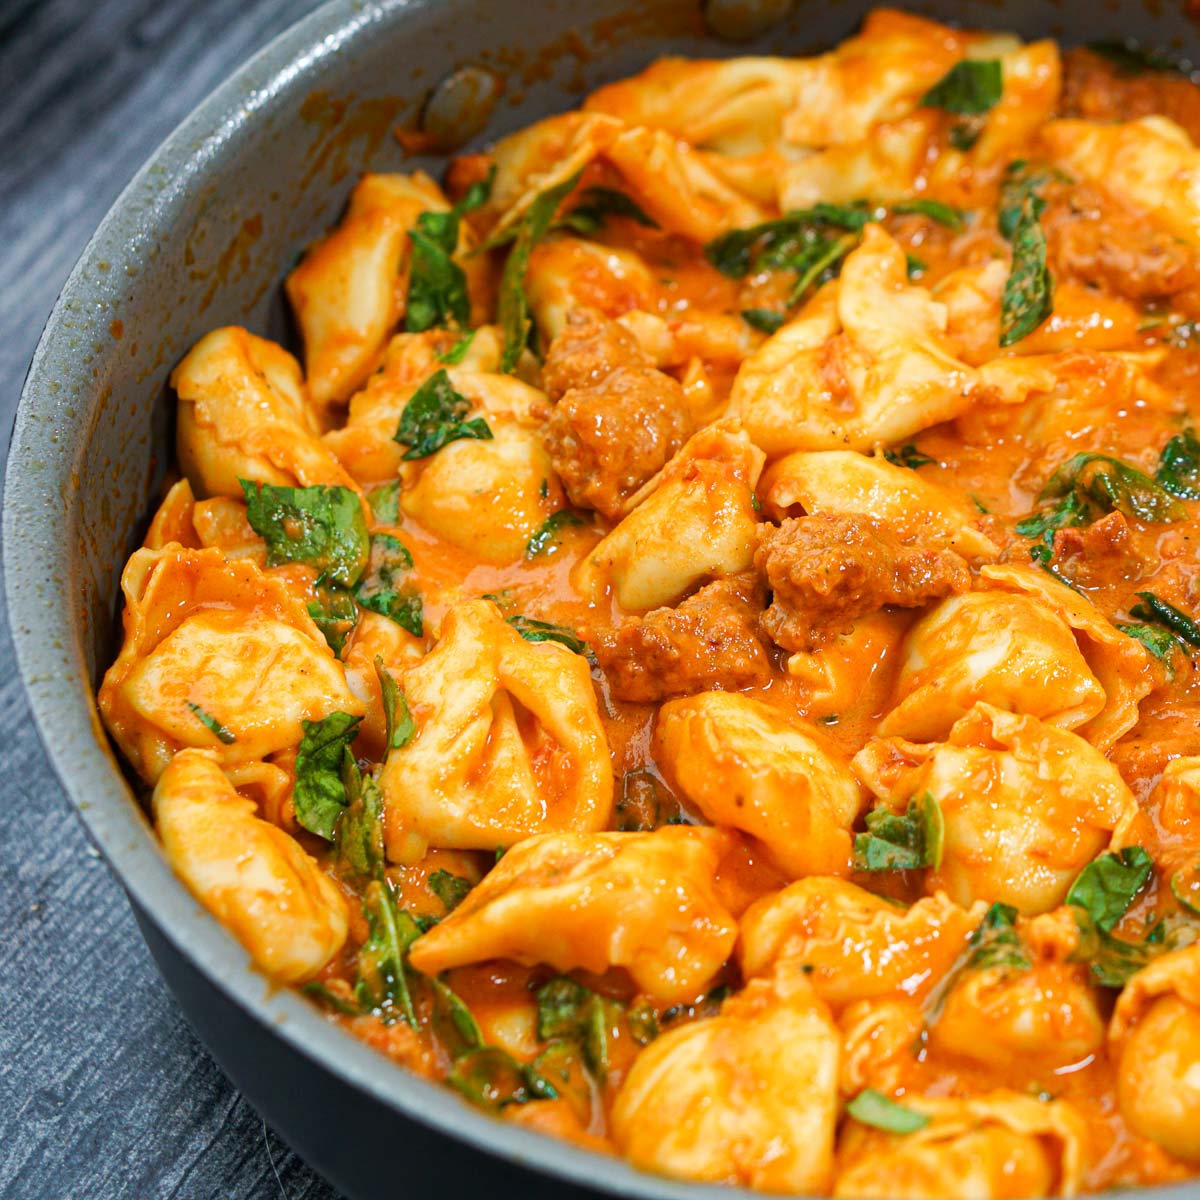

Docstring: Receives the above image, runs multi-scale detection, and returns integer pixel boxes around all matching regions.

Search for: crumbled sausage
[754,514,971,652]
[1053,511,1145,589]
[1041,180,1200,307]
[541,308,694,519]
[593,573,771,702]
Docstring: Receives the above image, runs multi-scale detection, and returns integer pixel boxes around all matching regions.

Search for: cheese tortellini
[407,826,737,1003]
[379,600,612,862]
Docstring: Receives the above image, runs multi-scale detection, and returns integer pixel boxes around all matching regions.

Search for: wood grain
[0,1,342,1195]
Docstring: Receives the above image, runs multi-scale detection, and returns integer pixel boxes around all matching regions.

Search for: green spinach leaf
[846,1089,930,1134]
[185,701,236,745]
[428,869,474,912]
[883,444,936,469]
[892,198,967,230]
[393,369,493,460]
[557,186,659,236]
[355,533,422,636]
[366,480,400,524]
[241,481,369,586]
[307,578,358,655]
[375,656,416,755]
[967,902,1031,972]
[741,308,786,334]
[1066,847,1154,933]
[506,615,588,656]
[853,792,944,872]
[921,59,1003,114]
[1156,428,1200,499]
[293,712,363,840]
[525,510,584,558]
[999,190,1053,347]
[1130,591,1200,649]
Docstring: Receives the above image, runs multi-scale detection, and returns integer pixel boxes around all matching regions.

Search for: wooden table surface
[0,1,344,1195]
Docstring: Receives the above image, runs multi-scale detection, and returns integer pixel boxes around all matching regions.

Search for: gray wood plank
[0,0,347,1194]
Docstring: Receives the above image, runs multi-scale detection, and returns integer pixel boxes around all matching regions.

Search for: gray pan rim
[4,1,1197,1197]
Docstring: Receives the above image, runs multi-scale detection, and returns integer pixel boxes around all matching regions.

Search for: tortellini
[835,1092,1087,1199]
[1110,947,1200,1163]
[98,544,363,783]
[854,703,1140,914]
[732,225,978,455]
[153,750,348,982]
[1040,116,1200,249]
[285,172,482,412]
[880,564,1151,750]
[573,420,763,611]
[378,600,612,862]
[611,963,840,1192]
[406,826,737,1003]
[761,449,998,559]
[171,327,358,500]
[739,877,981,1008]
[654,692,863,878]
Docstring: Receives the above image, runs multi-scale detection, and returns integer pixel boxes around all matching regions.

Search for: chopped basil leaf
[1066,847,1154,933]
[240,481,369,586]
[428,869,473,912]
[1087,40,1189,77]
[307,578,358,655]
[999,189,1053,346]
[355,533,422,636]
[892,198,967,230]
[435,330,476,366]
[394,369,493,460]
[921,59,1003,114]
[741,308,786,334]
[967,902,1031,972]
[1171,860,1200,916]
[506,615,587,655]
[185,701,236,745]
[375,656,416,755]
[498,171,583,372]
[884,444,936,469]
[356,877,422,1027]
[853,792,943,872]
[366,480,400,524]
[293,712,363,840]
[557,186,659,236]
[405,169,492,333]
[846,1089,930,1134]
[525,510,584,558]
[905,254,928,279]
[447,1045,557,1111]
[1130,591,1200,649]
[1156,428,1200,499]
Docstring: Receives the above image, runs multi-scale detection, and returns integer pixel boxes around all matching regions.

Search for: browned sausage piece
[593,573,771,703]
[541,308,694,520]
[754,514,971,653]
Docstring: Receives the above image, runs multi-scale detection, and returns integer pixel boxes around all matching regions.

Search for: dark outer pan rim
[4,0,1197,1196]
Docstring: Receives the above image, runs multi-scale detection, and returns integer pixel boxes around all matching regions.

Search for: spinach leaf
[1087,40,1188,77]
[525,510,584,558]
[356,877,422,1027]
[506,615,588,656]
[1066,847,1154,933]
[428,869,473,912]
[1156,428,1200,499]
[921,59,1003,114]
[1014,491,1088,565]
[393,369,493,460]
[999,190,1053,347]
[375,656,416,755]
[884,444,936,469]
[293,712,363,840]
[1130,591,1200,649]
[853,792,944,872]
[498,171,583,372]
[307,578,358,655]
[366,480,400,524]
[789,233,857,303]
[557,186,659,236]
[949,121,983,151]
[435,330,476,366]
[846,1089,930,1134]
[967,902,1031,972]
[741,308,786,334]
[1068,907,1170,988]
[892,198,967,230]
[185,701,236,745]
[447,1046,557,1111]
[428,976,485,1058]
[355,533,422,636]
[906,254,928,279]
[1040,453,1188,524]
[334,754,387,881]
[536,977,619,1079]
[240,481,369,587]
[405,170,492,333]
[705,204,872,279]
[1117,621,1181,665]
